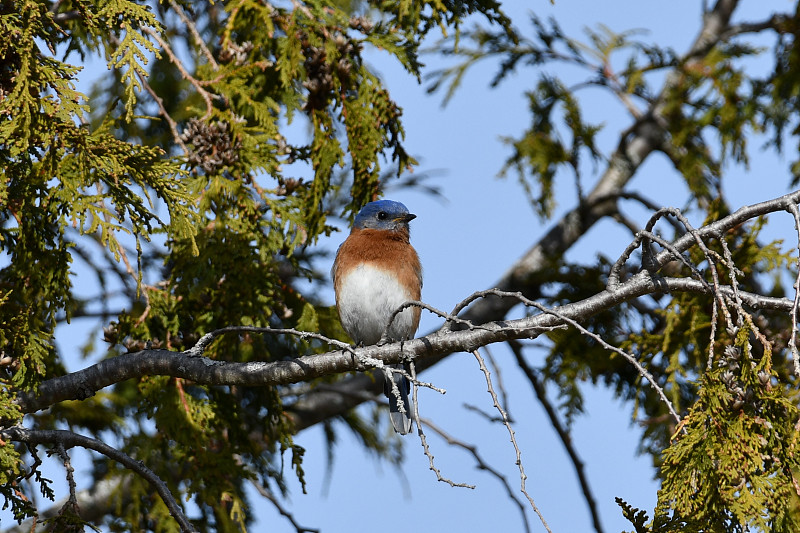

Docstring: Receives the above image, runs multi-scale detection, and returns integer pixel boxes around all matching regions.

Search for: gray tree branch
[7,188,798,420]
[0,428,196,533]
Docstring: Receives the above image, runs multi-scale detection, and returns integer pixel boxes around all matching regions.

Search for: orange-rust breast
[333,228,422,296]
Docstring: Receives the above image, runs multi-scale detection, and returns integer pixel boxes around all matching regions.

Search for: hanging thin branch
[0,428,197,533]
[509,340,605,533]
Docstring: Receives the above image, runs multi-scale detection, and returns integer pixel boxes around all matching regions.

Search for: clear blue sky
[2,2,795,532]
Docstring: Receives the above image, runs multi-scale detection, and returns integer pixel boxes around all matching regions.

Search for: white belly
[337,264,417,345]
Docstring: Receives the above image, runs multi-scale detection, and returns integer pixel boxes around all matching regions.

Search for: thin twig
[608,211,714,292]
[509,341,605,533]
[169,0,219,70]
[605,204,744,370]
[142,26,217,119]
[472,349,553,533]
[2,427,198,533]
[449,289,505,319]
[462,403,507,424]
[640,227,724,370]
[105,31,189,154]
[479,289,683,427]
[717,237,747,352]
[137,69,189,154]
[187,325,354,356]
[410,362,475,489]
[384,300,482,335]
[52,443,78,510]
[483,345,511,418]
[646,207,735,332]
[641,230,712,287]
[419,416,531,533]
[249,479,319,533]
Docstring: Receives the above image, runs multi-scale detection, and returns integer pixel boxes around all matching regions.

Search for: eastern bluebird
[332,200,422,435]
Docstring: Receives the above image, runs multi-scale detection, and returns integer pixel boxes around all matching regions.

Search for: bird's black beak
[397,213,416,223]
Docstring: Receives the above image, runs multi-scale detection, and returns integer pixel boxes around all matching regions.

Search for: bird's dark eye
[377,211,387,220]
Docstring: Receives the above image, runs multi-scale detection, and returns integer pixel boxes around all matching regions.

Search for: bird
[332,199,422,435]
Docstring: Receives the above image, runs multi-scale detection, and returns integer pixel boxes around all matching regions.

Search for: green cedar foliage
[4,1,800,532]
[0,0,512,530]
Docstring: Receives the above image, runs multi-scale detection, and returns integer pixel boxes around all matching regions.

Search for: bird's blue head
[353,200,416,231]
